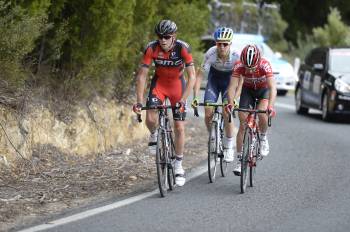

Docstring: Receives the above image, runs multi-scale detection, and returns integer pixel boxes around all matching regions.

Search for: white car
[201,33,297,95]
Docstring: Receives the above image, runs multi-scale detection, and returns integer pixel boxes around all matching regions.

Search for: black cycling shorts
[239,86,269,109]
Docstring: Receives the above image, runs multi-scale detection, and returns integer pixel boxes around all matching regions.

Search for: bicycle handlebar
[136,105,173,123]
[231,108,272,127]
[192,103,234,123]
[192,104,272,126]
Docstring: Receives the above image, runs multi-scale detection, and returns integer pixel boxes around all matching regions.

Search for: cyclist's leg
[146,78,165,154]
[169,77,187,186]
[257,88,270,134]
[237,112,247,153]
[146,77,165,132]
[257,88,270,156]
[203,69,219,131]
[221,72,235,162]
[221,72,235,138]
[236,87,254,151]
[233,87,253,174]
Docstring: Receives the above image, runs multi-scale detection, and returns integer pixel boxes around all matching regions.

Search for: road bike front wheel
[156,131,168,197]
[167,134,176,191]
[220,156,228,177]
[241,128,251,194]
[249,135,258,187]
[208,122,218,183]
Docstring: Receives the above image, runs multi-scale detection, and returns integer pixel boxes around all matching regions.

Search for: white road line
[18,164,208,232]
[275,102,295,110]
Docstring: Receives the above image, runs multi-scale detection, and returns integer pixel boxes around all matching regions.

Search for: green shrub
[0,1,48,88]
[312,7,350,47]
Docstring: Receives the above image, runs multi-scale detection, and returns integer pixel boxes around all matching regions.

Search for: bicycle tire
[167,134,176,190]
[156,130,168,197]
[249,134,258,187]
[208,122,218,183]
[241,128,251,194]
[219,120,228,177]
[220,157,228,177]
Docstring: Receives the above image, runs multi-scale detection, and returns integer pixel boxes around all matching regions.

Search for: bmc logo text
[155,59,183,66]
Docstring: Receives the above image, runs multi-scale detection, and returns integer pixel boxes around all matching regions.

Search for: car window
[329,49,350,73]
[305,49,325,67]
[231,41,276,59]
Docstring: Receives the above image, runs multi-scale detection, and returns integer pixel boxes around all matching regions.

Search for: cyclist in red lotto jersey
[226,44,277,176]
[133,20,196,186]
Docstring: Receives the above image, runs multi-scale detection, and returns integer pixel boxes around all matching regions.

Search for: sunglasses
[245,65,257,71]
[216,42,230,47]
[158,35,173,40]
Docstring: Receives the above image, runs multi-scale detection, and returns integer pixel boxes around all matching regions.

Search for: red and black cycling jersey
[141,40,194,81]
[233,58,274,89]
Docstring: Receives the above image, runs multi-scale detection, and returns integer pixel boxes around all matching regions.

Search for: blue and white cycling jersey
[202,46,240,103]
[201,46,240,73]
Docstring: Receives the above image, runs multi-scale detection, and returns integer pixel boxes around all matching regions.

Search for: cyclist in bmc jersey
[133,20,196,186]
[226,44,277,175]
[192,27,241,163]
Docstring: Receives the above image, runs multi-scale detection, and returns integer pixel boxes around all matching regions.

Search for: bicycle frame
[245,112,261,167]
[211,106,224,154]
[232,102,272,193]
[137,104,175,197]
[193,102,228,182]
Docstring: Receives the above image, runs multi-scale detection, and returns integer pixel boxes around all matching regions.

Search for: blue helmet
[214,27,234,42]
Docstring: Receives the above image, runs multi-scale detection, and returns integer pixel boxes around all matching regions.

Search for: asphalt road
[20,94,350,232]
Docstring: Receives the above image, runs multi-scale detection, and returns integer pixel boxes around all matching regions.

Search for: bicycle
[137,104,176,197]
[194,103,229,183]
[231,100,272,194]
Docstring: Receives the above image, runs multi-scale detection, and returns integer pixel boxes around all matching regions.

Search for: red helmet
[240,44,261,68]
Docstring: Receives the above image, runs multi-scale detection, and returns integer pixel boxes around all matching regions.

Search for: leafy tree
[155,1,209,64]
[0,1,48,87]
[265,0,350,44]
[266,9,288,52]
[0,0,211,101]
[312,7,350,47]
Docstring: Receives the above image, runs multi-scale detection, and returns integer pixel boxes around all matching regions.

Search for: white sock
[175,154,183,167]
[151,130,157,135]
[260,133,267,140]
[224,136,234,149]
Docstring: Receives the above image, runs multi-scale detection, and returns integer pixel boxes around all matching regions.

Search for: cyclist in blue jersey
[192,27,242,163]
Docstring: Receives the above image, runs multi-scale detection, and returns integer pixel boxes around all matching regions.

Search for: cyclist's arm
[234,76,244,99]
[267,76,277,108]
[193,67,203,99]
[136,66,149,103]
[193,50,211,98]
[136,44,153,103]
[227,73,240,105]
[180,43,196,102]
[181,65,196,101]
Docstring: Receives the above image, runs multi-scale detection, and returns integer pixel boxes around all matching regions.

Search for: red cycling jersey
[232,58,273,89]
[141,40,193,79]
[141,40,193,107]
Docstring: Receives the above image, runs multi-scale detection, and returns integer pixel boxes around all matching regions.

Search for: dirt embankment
[0,116,209,232]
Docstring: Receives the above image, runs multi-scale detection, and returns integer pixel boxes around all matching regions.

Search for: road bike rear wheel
[208,122,218,183]
[156,131,168,197]
[241,128,251,194]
